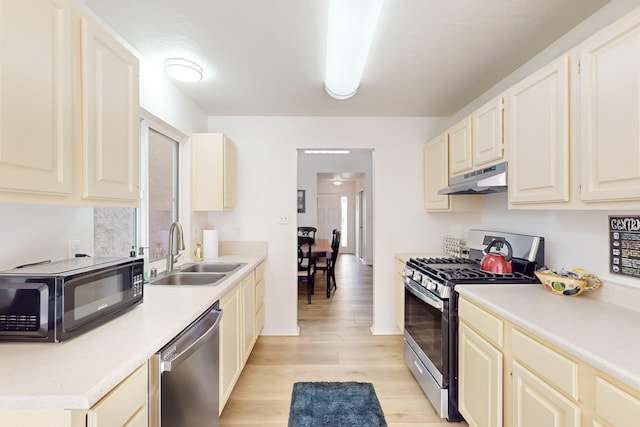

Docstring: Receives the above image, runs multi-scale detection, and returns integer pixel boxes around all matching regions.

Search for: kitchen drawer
[459,297,503,348]
[254,261,265,283]
[88,363,148,426]
[595,377,640,427]
[511,328,578,399]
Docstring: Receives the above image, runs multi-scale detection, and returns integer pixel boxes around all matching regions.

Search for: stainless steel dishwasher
[150,302,222,427]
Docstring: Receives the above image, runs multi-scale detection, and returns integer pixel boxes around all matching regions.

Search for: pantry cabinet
[0,0,73,196]
[192,133,237,211]
[0,0,139,207]
[81,15,140,202]
[579,8,640,203]
[505,54,570,206]
[424,133,482,212]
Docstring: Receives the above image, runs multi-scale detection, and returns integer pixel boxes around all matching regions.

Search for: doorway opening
[296,149,373,314]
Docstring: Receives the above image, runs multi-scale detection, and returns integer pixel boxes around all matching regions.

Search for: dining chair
[297,226,317,243]
[297,235,317,304]
[315,229,341,298]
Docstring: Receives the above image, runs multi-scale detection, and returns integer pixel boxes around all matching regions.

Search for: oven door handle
[404,278,444,312]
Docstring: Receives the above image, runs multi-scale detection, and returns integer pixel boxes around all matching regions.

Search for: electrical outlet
[277,215,290,224]
[68,240,81,258]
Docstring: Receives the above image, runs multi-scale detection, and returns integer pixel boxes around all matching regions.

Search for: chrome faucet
[166,221,185,272]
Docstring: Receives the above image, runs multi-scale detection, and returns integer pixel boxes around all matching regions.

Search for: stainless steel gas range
[402,229,544,422]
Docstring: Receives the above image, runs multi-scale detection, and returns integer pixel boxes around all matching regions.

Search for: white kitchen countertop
[0,254,265,410]
[456,284,640,391]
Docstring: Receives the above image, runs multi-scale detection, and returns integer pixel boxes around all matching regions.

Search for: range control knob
[425,280,438,292]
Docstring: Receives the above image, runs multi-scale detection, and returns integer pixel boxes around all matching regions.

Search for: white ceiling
[80,0,609,117]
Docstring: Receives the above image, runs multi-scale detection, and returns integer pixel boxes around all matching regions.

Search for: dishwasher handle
[159,305,222,373]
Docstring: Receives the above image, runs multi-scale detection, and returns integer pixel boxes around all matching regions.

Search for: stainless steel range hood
[438,161,507,195]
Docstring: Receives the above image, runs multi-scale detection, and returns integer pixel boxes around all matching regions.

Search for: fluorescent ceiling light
[325,0,384,100]
[303,150,351,154]
[164,58,203,82]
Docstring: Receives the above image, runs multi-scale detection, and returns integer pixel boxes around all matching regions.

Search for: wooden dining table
[301,238,332,257]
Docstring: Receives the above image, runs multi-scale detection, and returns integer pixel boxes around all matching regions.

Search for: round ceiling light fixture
[164,58,203,82]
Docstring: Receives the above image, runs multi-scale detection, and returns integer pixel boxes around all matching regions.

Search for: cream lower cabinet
[254,261,266,334]
[459,295,640,427]
[220,264,265,413]
[594,376,640,427]
[458,297,503,427]
[220,284,241,411]
[86,363,148,427]
[0,363,148,427]
[511,361,579,427]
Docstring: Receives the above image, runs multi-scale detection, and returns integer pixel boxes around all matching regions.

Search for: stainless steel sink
[150,272,226,286]
[179,263,246,273]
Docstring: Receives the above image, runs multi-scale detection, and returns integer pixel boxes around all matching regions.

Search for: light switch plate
[277,215,290,224]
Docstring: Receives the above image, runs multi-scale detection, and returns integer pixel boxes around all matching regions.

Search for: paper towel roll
[202,229,219,260]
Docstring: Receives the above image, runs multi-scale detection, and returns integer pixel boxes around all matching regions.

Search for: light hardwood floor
[220,254,467,426]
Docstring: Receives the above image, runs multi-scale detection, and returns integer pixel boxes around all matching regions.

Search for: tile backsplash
[93,208,135,257]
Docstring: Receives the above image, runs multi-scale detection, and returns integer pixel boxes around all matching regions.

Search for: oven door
[403,277,448,387]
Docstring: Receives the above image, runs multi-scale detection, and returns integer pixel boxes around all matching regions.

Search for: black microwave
[0,257,143,342]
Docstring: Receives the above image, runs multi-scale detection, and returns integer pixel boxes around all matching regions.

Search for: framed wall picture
[297,190,306,213]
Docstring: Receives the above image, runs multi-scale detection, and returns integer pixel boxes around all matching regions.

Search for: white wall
[205,116,467,335]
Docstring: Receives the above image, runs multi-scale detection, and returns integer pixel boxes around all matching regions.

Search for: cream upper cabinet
[81,14,140,202]
[192,133,237,211]
[473,97,504,167]
[579,9,640,202]
[424,133,482,212]
[449,118,473,176]
[424,133,451,211]
[0,0,139,207]
[0,0,73,195]
[505,54,570,205]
